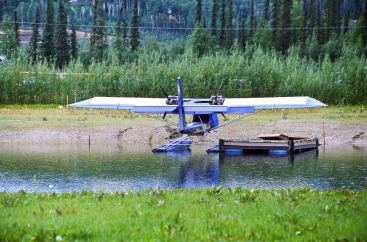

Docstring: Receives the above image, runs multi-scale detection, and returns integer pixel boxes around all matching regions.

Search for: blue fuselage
[180,113,219,135]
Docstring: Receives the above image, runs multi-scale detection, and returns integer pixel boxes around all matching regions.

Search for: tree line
[1,0,366,65]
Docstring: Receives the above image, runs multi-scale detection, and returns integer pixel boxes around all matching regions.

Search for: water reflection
[0,143,366,192]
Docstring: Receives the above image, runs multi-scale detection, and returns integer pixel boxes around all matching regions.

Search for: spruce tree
[262,0,270,22]
[351,0,367,48]
[225,0,233,50]
[130,0,140,52]
[237,14,246,51]
[41,0,55,63]
[248,0,256,46]
[55,0,69,69]
[308,0,315,40]
[115,3,123,49]
[116,3,124,38]
[196,0,202,24]
[271,0,280,43]
[90,0,107,60]
[324,0,340,42]
[300,0,307,49]
[210,0,217,36]
[0,1,3,22]
[29,7,40,65]
[254,4,273,51]
[277,0,293,54]
[115,3,128,61]
[123,18,128,45]
[218,0,226,47]
[342,9,350,36]
[290,0,303,46]
[70,23,78,60]
[13,11,20,48]
[361,0,367,47]
[315,0,323,44]
[121,0,128,46]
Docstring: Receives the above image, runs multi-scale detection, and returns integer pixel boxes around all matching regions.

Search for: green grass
[0,106,148,130]
[0,104,60,109]
[1,187,366,241]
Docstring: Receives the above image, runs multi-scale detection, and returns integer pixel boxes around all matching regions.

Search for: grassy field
[1,187,366,241]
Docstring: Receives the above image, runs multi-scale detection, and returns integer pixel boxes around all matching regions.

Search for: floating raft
[207,134,320,154]
[152,137,191,153]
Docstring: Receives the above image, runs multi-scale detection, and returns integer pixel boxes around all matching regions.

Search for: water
[0,143,366,192]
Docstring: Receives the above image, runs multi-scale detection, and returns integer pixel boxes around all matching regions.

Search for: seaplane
[69,77,326,152]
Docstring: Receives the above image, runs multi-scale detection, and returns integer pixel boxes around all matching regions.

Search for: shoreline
[0,107,367,146]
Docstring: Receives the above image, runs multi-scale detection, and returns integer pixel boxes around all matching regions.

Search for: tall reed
[0,46,366,105]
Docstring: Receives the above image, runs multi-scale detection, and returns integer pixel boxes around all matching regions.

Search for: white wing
[69,96,326,112]
[224,97,326,109]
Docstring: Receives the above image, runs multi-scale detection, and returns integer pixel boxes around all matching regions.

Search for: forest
[0,0,366,106]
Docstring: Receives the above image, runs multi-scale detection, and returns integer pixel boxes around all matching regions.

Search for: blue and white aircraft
[70,77,326,151]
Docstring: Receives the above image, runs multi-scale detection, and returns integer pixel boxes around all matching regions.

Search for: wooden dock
[207,134,320,154]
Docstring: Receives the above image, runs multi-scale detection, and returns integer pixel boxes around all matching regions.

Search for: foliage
[29,7,40,65]
[130,0,140,52]
[89,0,107,62]
[276,0,292,54]
[196,0,202,24]
[224,0,234,50]
[0,188,366,241]
[210,0,217,36]
[70,23,78,61]
[12,10,20,50]
[0,14,17,59]
[41,0,55,64]
[247,0,256,46]
[351,0,367,55]
[0,44,366,106]
[55,0,69,69]
[187,23,217,58]
[218,0,226,47]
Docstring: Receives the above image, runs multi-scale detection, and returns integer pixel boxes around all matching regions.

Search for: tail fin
[176,77,186,133]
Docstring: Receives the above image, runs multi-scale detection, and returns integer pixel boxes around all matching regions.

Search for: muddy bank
[1,113,366,146]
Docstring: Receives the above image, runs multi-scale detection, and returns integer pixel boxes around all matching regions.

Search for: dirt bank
[1,107,366,146]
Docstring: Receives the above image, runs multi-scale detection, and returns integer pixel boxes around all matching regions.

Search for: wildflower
[158,200,164,206]
[56,235,62,241]
[296,231,301,235]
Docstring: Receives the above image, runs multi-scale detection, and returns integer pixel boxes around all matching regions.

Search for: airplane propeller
[158,85,191,105]
[158,84,190,119]
[195,84,225,105]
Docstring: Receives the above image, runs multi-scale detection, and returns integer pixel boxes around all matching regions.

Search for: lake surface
[0,143,366,192]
